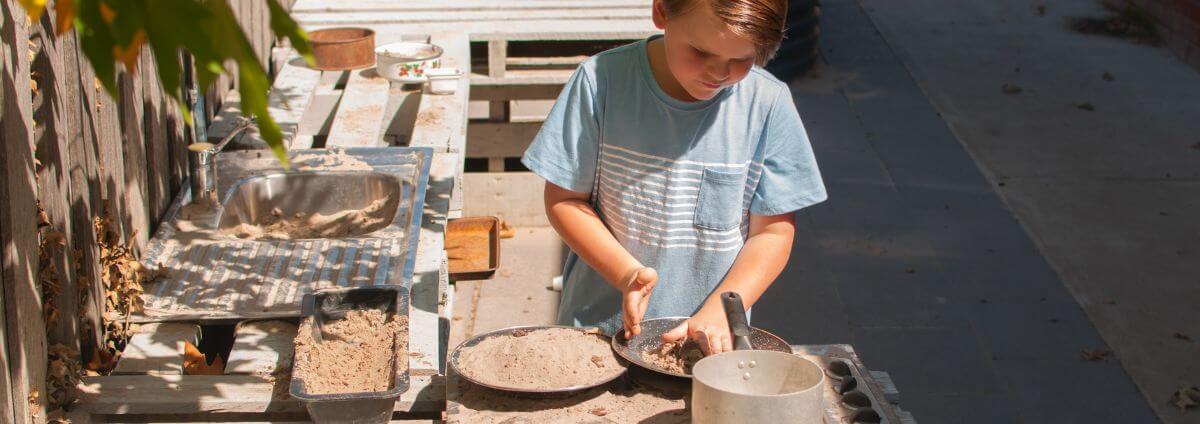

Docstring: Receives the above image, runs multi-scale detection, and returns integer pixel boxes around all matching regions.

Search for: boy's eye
[691,46,711,57]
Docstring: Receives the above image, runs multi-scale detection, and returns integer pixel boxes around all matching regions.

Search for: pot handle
[721,292,754,351]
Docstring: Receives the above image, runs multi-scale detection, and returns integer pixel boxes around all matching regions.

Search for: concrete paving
[751,0,1197,422]
[841,0,1200,422]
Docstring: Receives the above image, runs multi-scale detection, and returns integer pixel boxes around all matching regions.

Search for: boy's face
[652,0,758,101]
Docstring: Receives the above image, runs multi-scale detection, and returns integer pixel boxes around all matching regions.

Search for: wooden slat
[29,1,84,351]
[111,323,200,376]
[466,121,540,158]
[142,49,172,223]
[409,153,456,376]
[487,40,506,79]
[470,69,573,87]
[296,9,650,25]
[293,0,650,13]
[75,374,445,415]
[225,320,297,376]
[469,83,564,101]
[0,6,18,422]
[325,69,391,147]
[1,1,48,420]
[118,52,151,251]
[462,172,549,228]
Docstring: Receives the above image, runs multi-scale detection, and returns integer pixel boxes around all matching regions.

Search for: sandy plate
[449,325,629,393]
[612,316,793,378]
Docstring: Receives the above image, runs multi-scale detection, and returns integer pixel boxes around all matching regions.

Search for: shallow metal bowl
[449,325,629,394]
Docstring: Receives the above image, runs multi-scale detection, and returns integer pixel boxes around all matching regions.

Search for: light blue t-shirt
[521,35,827,335]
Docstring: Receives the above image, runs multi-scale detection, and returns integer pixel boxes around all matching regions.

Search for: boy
[520,0,826,356]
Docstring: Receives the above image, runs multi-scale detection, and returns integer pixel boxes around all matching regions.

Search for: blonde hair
[661,0,788,66]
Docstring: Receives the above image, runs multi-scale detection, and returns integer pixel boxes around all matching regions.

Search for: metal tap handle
[721,291,754,351]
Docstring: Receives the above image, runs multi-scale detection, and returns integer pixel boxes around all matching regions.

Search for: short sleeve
[520,65,601,194]
[749,89,828,216]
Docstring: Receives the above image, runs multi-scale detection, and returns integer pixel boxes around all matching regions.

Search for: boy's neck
[646,37,701,103]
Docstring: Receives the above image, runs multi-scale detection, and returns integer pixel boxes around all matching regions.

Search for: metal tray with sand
[449,325,628,394]
[612,317,794,378]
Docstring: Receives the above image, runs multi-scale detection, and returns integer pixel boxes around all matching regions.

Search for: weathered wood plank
[325,69,391,147]
[293,0,649,13]
[68,26,110,355]
[0,6,18,422]
[487,40,506,79]
[111,323,201,376]
[141,49,172,223]
[462,172,549,228]
[297,9,650,25]
[75,374,444,414]
[29,1,84,352]
[465,121,539,158]
[409,153,456,376]
[469,83,564,101]
[225,320,297,377]
[118,51,151,251]
[1,1,49,420]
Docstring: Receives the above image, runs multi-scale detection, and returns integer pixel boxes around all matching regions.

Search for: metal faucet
[188,118,255,206]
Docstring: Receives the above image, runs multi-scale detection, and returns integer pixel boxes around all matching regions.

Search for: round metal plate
[448,325,629,394]
[611,317,793,378]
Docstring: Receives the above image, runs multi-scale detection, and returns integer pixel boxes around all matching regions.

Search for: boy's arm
[662,212,796,355]
[544,182,659,337]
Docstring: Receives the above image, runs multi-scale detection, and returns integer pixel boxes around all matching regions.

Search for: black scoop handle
[721,292,754,351]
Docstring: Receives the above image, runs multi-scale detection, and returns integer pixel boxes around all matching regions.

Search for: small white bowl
[375,42,443,83]
[426,67,462,94]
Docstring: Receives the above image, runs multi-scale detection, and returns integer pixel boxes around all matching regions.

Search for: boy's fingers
[636,267,658,287]
[627,291,648,336]
[662,321,689,342]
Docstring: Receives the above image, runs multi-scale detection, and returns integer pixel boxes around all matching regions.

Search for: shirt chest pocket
[693,168,745,231]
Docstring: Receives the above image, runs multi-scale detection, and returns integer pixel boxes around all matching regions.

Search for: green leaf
[203,0,288,168]
[267,0,313,66]
[75,0,119,97]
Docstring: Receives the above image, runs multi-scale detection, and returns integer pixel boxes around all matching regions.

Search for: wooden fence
[0,1,286,421]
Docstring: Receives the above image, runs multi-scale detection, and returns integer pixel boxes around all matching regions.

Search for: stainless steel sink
[138,147,433,321]
[217,171,409,239]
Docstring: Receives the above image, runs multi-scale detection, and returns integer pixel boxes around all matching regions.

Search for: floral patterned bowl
[375,42,444,83]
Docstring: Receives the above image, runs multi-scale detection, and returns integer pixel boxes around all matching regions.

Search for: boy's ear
[651,0,668,30]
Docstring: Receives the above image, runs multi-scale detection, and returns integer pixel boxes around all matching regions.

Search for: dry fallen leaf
[589,407,609,417]
[183,341,224,375]
[1001,83,1023,94]
[1074,102,1096,111]
[1173,332,1193,342]
[1170,386,1199,411]
[1102,71,1114,81]
[1081,348,1110,362]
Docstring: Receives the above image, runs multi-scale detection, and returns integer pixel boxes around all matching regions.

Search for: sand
[456,328,623,391]
[293,148,372,171]
[292,309,408,394]
[220,199,390,240]
[643,339,704,375]
[445,226,492,272]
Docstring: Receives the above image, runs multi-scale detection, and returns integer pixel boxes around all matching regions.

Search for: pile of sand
[293,309,408,394]
[456,328,622,390]
[643,339,704,375]
[221,199,390,240]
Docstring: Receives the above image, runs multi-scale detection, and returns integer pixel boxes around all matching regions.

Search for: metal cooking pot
[691,292,826,423]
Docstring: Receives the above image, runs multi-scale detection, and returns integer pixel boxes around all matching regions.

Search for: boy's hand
[661,303,732,356]
[621,267,658,339]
